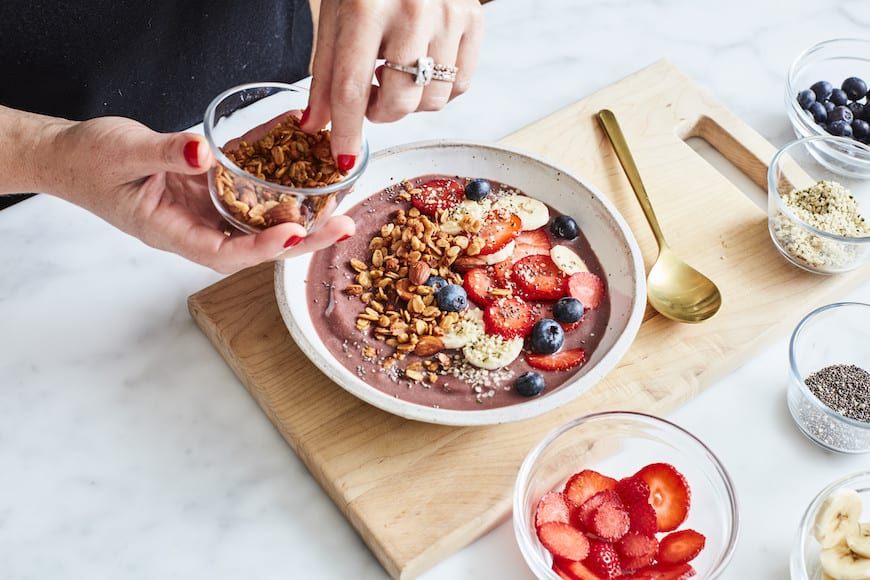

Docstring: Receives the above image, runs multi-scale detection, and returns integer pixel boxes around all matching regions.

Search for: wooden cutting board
[187,60,869,579]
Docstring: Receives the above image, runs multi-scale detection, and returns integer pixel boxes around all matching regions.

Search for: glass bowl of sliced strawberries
[513,411,739,579]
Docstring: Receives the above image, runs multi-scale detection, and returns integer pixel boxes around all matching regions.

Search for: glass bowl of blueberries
[788,38,870,147]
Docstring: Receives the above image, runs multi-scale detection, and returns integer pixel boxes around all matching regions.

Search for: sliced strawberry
[588,499,630,542]
[484,295,534,339]
[574,489,623,531]
[559,559,606,580]
[551,560,580,580]
[562,469,617,509]
[536,521,591,562]
[534,491,572,528]
[656,529,706,566]
[584,539,623,579]
[511,242,551,263]
[475,210,522,255]
[567,271,605,309]
[622,562,696,580]
[615,476,651,507]
[491,259,513,286]
[410,178,465,216]
[633,463,691,533]
[516,228,552,249]
[526,347,587,372]
[462,267,495,307]
[625,498,659,537]
[512,254,568,301]
[616,532,658,572]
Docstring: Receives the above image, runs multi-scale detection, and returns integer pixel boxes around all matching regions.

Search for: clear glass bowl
[513,411,739,579]
[785,38,870,143]
[787,302,870,454]
[203,82,369,234]
[791,470,870,579]
[767,136,870,274]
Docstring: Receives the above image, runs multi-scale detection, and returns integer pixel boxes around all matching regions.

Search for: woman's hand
[5,108,354,274]
[304,0,484,169]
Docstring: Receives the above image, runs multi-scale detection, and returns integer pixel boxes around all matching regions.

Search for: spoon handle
[597,109,668,249]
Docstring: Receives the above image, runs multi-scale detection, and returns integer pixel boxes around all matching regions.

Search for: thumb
[146,132,215,176]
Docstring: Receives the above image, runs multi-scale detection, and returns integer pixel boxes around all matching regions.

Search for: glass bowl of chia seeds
[768,135,870,274]
[787,302,870,454]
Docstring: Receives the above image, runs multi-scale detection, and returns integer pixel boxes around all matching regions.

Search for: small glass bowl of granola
[203,82,369,234]
[767,135,870,274]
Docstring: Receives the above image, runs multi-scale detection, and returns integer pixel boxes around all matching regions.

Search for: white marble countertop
[2,1,869,578]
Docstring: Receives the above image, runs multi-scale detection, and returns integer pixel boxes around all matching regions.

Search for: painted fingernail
[338,154,356,172]
[299,106,311,126]
[184,140,201,168]
[337,234,352,242]
[283,235,304,248]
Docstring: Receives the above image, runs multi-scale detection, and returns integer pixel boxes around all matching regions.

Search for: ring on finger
[383,56,458,86]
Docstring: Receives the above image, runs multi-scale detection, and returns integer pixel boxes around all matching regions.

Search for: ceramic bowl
[203,82,369,234]
[512,411,739,579]
[791,470,870,579]
[786,38,870,144]
[767,135,870,274]
[786,302,870,454]
[274,140,646,426]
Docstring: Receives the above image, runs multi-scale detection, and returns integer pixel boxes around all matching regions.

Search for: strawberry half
[633,463,691,533]
[563,469,617,508]
[484,295,534,338]
[475,210,522,255]
[526,347,587,372]
[536,521,591,562]
[410,178,465,216]
[622,562,697,580]
[656,529,706,566]
[512,254,568,301]
[567,271,605,309]
[584,539,623,579]
[462,267,495,307]
[534,491,572,528]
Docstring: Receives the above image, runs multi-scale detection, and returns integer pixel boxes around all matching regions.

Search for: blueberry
[435,283,467,312]
[464,178,491,202]
[829,105,854,125]
[425,275,448,291]
[797,89,816,109]
[514,372,545,397]
[827,120,854,138]
[550,215,579,240]
[849,101,865,119]
[829,88,849,107]
[852,119,870,141]
[807,101,828,124]
[811,80,834,101]
[552,297,585,324]
[842,77,868,101]
[530,319,564,354]
[824,101,836,113]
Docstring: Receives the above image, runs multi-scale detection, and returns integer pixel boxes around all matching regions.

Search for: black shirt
[0,0,314,132]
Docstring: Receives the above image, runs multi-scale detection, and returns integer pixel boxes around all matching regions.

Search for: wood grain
[188,61,869,579]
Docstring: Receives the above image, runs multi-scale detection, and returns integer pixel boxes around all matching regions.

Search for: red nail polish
[184,140,201,168]
[338,154,356,172]
[299,106,311,126]
[337,234,352,242]
[283,235,304,248]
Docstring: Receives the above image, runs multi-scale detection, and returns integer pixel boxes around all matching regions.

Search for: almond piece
[264,201,302,226]
[409,261,431,286]
[414,336,445,357]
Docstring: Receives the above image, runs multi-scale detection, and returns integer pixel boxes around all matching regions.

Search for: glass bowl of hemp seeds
[768,135,870,274]
[787,302,870,454]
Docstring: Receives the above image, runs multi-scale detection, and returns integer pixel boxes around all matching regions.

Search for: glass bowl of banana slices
[791,469,870,579]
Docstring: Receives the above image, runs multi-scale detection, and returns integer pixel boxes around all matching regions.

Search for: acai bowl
[275,141,645,426]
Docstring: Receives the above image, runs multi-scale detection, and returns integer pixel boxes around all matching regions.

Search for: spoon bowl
[597,109,722,323]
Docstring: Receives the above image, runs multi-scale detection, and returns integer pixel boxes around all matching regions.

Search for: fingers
[134,130,215,177]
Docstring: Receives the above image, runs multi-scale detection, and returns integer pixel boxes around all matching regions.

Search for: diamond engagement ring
[383,56,458,86]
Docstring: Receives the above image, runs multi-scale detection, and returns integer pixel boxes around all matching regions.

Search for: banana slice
[492,194,549,231]
[814,488,864,549]
[462,332,524,370]
[550,244,589,275]
[441,308,485,350]
[820,542,870,580]
[482,241,515,265]
[847,523,870,558]
[440,198,493,235]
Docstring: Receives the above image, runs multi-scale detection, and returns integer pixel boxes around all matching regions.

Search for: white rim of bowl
[789,301,870,432]
[785,38,870,140]
[768,136,870,245]
[202,81,370,196]
[512,410,740,579]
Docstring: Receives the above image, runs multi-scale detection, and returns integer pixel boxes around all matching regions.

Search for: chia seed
[805,363,870,423]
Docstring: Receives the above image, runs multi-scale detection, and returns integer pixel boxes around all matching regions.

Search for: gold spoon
[597,109,722,323]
